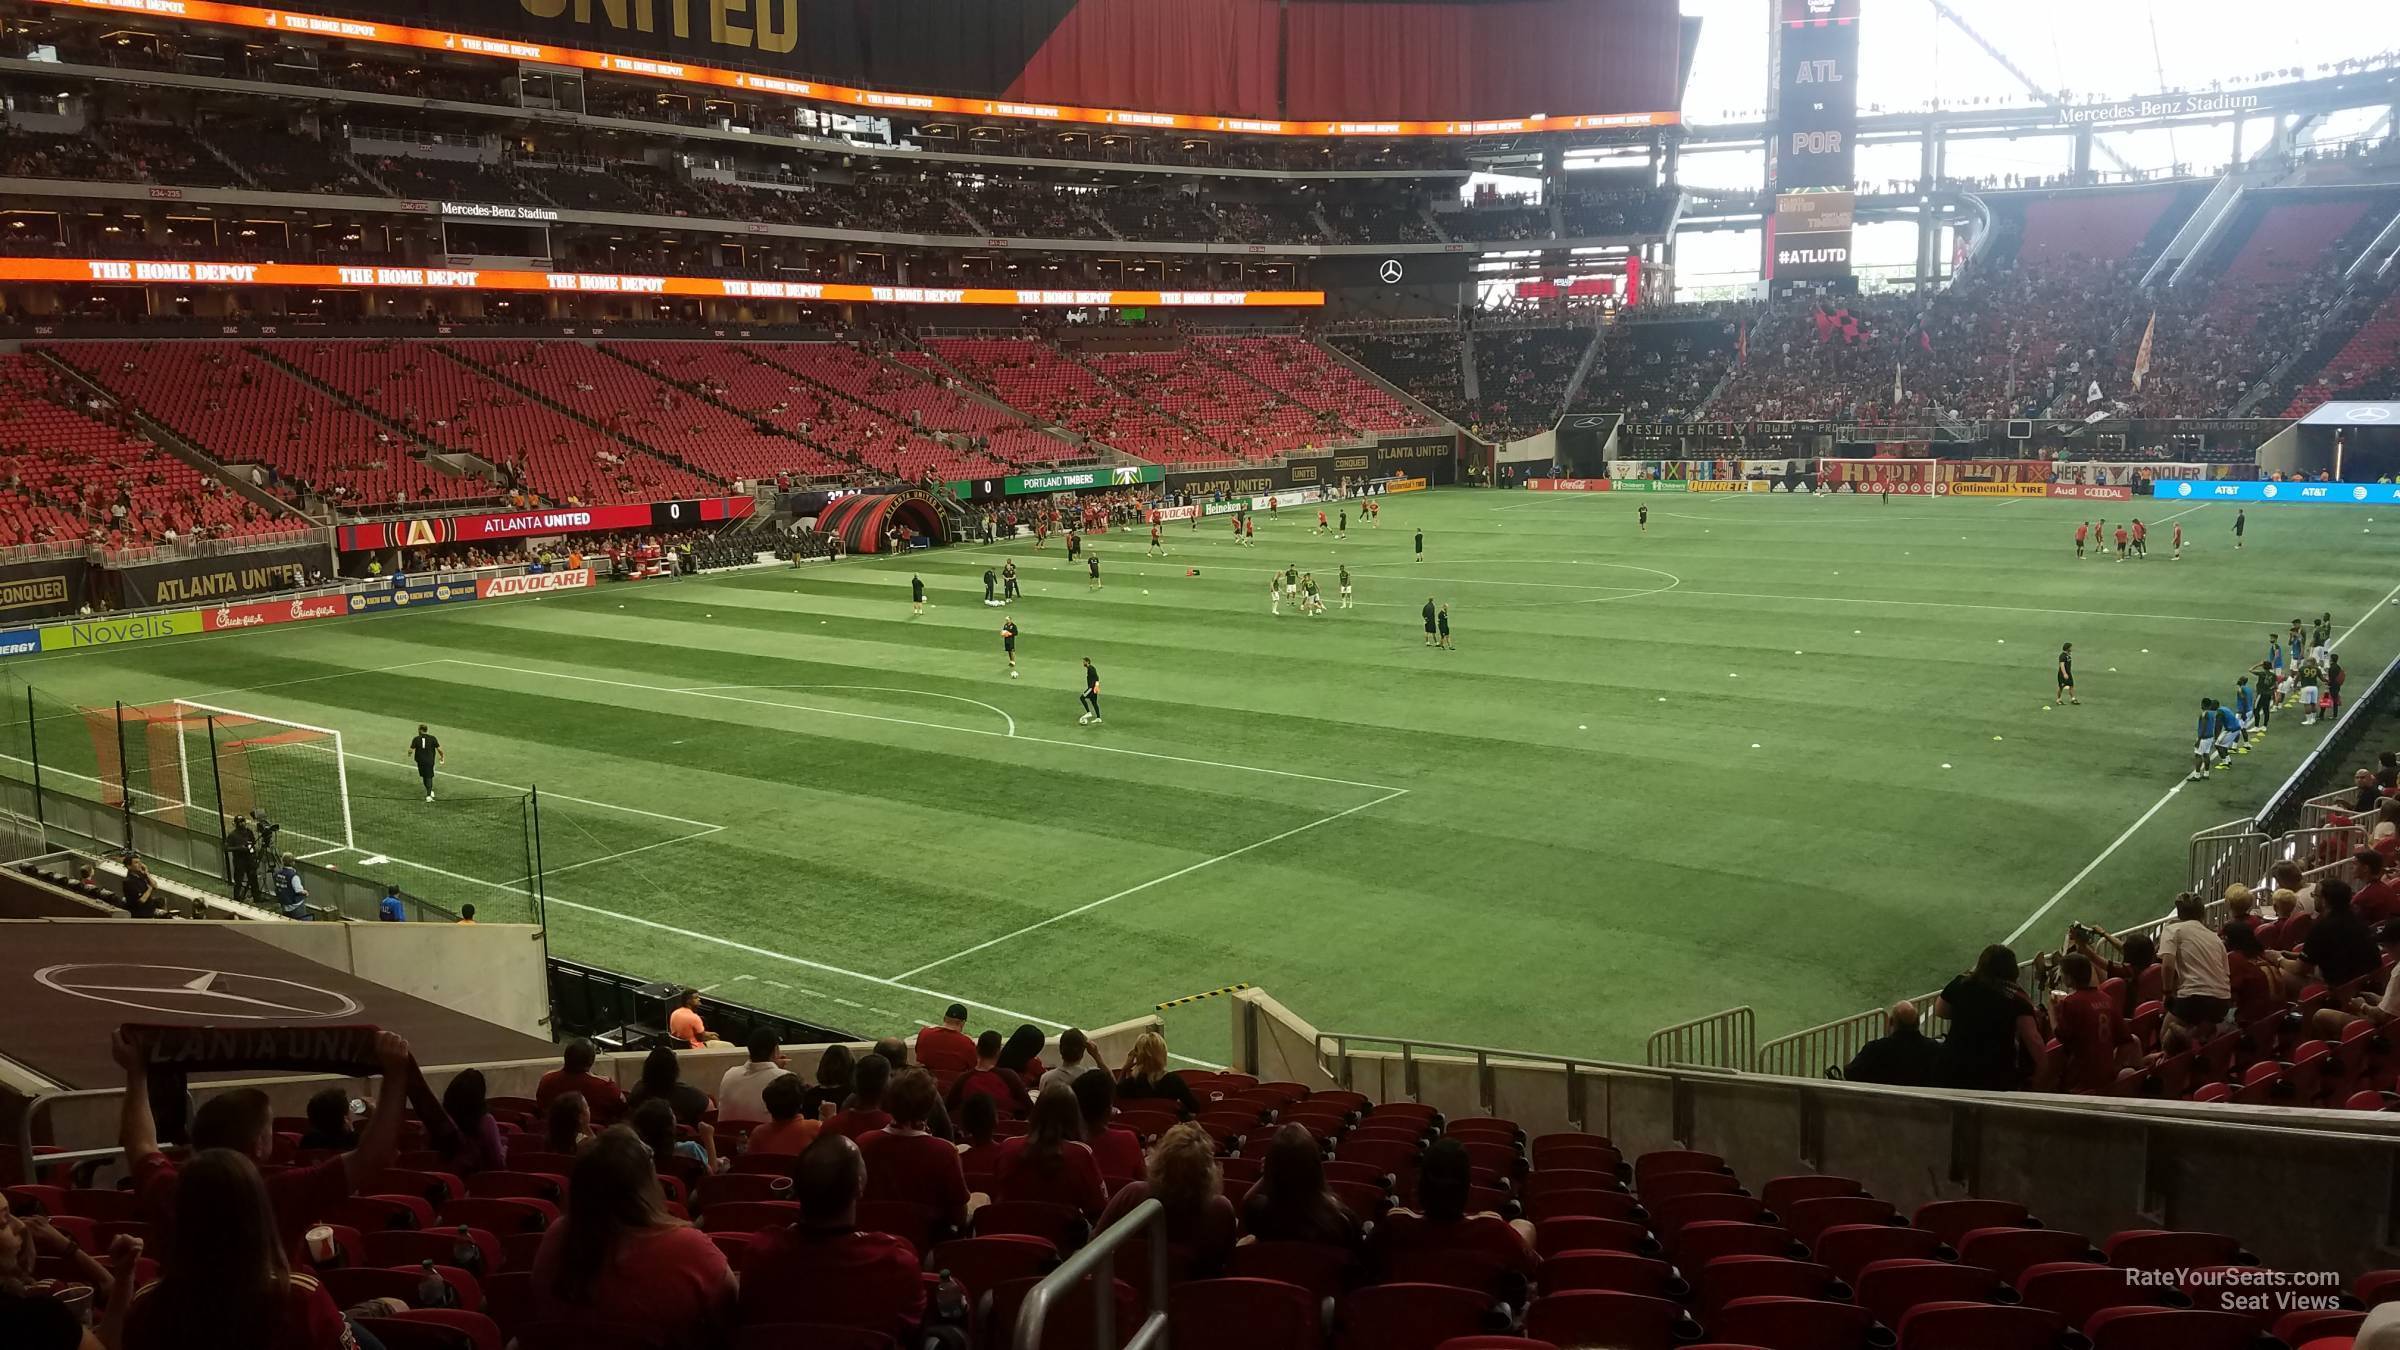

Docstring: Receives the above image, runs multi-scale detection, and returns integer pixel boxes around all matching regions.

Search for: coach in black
[1078,658,1103,726]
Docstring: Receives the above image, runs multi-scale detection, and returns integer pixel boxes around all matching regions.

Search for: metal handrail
[1013,1197,1169,1350]
[1315,1030,1677,1130]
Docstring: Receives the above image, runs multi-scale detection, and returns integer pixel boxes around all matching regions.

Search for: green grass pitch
[13,488,2400,1066]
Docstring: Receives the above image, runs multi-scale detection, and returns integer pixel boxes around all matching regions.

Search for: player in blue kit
[2233,676,2258,747]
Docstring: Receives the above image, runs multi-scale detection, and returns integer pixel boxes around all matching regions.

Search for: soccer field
[13,488,2400,1066]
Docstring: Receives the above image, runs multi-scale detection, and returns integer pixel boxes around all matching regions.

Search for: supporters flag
[1737,320,1747,367]
[2131,311,2157,392]
[2087,379,2106,405]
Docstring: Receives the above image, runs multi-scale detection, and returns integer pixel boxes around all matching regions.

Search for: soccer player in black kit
[410,724,444,802]
[2056,643,2079,706]
[1077,657,1102,725]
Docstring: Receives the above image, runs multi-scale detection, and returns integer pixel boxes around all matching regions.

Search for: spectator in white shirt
[2158,893,2232,1037]
[1037,1028,1091,1095]
[715,1030,792,1126]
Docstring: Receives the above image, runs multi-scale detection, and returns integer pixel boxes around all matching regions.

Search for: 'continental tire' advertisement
[1945,481,2050,498]
[112,546,324,609]
[0,557,91,621]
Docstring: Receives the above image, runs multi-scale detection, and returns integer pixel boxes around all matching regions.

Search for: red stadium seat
[1639,1172,1745,1205]
[2014,1262,2176,1327]
[1534,1216,1656,1260]
[1674,1222,1802,1272]
[1782,1197,1898,1245]
[1694,1256,1843,1316]
[975,1201,1085,1248]
[1653,1194,1773,1241]
[1335,1283,1499,1350]
[1541,1250,1685,1299]
[1814,1225,1944,1283]
[931,1235,1057,1298]
[733,1326,898,1350]
[1229,1241,1357,1301]
[1959,1228,2094,1283]
[2102,1230,2250,1272]
[697,1200,802,1234]
[2084,1307,2258,1350]
[1852,1259,2006,1327]
[1529,1189,1643,1225]
[1711,1295,1880,1350]
[362,1226,503,1276]
[439,1197,552,1235]
[355,1310,504,1350]
[1911,1200,2032,1247]
[1896,1302,2068,1350]
[1523,1291,1697,1350]
[1168,1278,1318,1350]
[1760,1177,1867,1214]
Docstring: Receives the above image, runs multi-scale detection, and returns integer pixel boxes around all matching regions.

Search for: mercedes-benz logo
[35,963,362,1020]
[1378,259,1405,284]
[2339,406,2392,422]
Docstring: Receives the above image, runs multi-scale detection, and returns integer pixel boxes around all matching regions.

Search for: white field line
[674,684,1018,739]
[2002,575,2400,946]
[342,747,723,831]
[2149,504,2210,525]
[359,842,1221,1065]
[504,825,727,885]
[1667,588,2289,628]
[894,786,1412,981]
[436,659,1408,793]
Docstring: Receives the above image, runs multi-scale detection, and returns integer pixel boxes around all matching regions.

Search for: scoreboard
[335,496,755,551]
[1767,0,1861,282]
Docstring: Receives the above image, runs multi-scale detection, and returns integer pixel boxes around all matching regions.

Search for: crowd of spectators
[1330,330,1467,427]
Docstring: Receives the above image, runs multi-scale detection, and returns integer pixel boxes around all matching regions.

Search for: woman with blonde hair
[1114,1031,1198,1114]
[1096,1122,1236,1278]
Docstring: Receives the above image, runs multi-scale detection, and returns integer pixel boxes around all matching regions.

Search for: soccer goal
[82,701,356,852]
[1817,457,1940,493]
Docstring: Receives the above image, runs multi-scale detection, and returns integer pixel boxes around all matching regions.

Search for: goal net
[1817,457,1939,493]
[81,702,355,853]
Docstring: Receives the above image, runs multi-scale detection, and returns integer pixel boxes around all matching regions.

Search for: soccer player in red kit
[2075,521,2088,559]
[2113,524,2129,560]
[2173,521,2184,559]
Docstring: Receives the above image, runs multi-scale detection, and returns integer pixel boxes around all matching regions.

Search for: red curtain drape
[1008,0,1281,119]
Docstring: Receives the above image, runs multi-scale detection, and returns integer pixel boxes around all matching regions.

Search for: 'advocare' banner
[112,545,325,609]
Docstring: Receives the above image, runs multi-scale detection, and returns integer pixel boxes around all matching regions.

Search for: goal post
[171,700,356,853]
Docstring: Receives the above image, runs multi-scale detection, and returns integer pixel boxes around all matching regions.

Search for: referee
[1077,657,1103,725]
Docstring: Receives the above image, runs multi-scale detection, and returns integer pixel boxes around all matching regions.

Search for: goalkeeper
[410,724,445,803]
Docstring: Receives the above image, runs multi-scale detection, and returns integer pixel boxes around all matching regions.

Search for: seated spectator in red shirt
[1070,1069,1144,1185]
[859,1068,973,1229]
[1096,1122,1237,1280]
[994,1085,1107,1218]
[746,1075,823,1157]
[1240,1123,1361,1249]
[2353,850,2400,925]
[544,1091,593,1156]
[739,1135,925,1334]
[995,1024,1049,1090]
[945,1031,1030,1118]
[1371,1137,1536,1279]
[914,1003,978,1077]
[121,1150,353,1350]
[2220,884,2263,943]
[954,1091,1004,1183]
[2260,887,2315,950]
[439,1068,509,1176]
[2223,922,2287,1028]
[825,1052,894,1140]
[531,1128,736,1350]
[2047,952,2132,1094]
[535,1040,625,1123]
[113,1028,413,1261]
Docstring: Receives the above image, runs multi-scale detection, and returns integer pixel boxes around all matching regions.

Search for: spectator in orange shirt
[667,989,719,1049]
[744,1075,820,1157]
[914,1003,977,1077]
